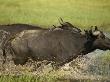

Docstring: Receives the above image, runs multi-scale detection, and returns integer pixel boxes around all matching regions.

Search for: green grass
[0,75,107,82]
[0,0,110,31]
[0,75,109,82]
[0,75,57,82]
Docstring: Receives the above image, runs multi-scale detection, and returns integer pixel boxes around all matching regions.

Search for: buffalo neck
[80,36,96,55]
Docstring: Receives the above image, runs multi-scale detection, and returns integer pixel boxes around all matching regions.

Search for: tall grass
[0,75,109,82]
[0,0,110,30]
[0,75,57,82]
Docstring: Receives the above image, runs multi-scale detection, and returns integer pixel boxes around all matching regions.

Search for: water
[57,49,110,81]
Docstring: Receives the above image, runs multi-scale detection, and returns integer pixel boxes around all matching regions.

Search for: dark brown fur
[1,22,110,67]
[10,27,110,66]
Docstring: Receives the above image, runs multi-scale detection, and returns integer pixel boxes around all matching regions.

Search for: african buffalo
[0,24,47,64]
[0,21,81,64]
[9,25,110,67]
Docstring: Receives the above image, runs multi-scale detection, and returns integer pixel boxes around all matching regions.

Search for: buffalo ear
[92,26,100,36]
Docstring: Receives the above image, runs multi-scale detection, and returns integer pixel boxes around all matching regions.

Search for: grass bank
[0,0,110,31]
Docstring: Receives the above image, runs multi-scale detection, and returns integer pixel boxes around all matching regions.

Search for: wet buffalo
[0,24,47,64]
[9,24,110,66]
[0,21,79,64]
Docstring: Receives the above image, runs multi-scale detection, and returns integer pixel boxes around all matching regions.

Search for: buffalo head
[84,26,110,53]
